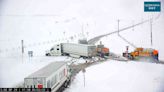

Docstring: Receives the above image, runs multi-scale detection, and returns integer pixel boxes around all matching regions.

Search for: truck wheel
[46,53,50,56]
[64,82,68,88]
[130,55,134,60]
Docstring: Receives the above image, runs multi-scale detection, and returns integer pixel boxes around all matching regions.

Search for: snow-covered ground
[65,60,164,92]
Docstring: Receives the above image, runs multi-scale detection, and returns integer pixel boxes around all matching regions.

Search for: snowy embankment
[65,60,164,92]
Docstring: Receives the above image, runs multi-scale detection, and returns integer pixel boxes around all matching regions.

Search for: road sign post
[82,69,86,87]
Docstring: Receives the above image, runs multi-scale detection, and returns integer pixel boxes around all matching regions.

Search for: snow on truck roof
[25,62,67,78]
[61,43,96,47]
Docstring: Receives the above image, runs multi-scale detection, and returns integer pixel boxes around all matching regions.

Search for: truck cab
[45,44,62,56]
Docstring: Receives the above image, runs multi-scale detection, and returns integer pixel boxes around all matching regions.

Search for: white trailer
[62,43,96,58]
[46,43,97,58]
[24,62,71,92]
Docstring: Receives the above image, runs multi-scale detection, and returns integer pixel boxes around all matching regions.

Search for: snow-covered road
[65,60,164,92]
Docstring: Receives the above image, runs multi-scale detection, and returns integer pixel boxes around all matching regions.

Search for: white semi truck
[46,43,97,58]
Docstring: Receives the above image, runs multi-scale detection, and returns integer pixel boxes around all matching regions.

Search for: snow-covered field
[65,60,164,92]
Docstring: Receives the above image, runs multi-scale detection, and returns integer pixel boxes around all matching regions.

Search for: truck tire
[130,55,134,60]
[46,53,50,56]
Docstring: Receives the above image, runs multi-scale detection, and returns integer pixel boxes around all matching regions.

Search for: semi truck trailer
[24,62,71,92]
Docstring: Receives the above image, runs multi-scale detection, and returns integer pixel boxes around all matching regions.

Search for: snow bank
[65,60,164,92]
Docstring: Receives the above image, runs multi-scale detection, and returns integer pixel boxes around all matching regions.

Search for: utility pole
[150,18,153,46]
[118,19,120,36]
[21,40,24,62]
[21,40,24,54]
[82,23,85,39]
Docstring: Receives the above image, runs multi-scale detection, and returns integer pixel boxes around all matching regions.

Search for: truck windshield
[50,48,54,51]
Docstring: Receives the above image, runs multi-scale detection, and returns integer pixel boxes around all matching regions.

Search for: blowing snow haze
[0,0,164,92]
[0,0,164,59]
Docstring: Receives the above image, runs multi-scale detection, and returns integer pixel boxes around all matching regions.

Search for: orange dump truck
[96,47,109,57]
[123,48,159,61]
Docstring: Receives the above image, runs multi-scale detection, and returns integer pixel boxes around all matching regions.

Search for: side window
[50,48,54,51]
